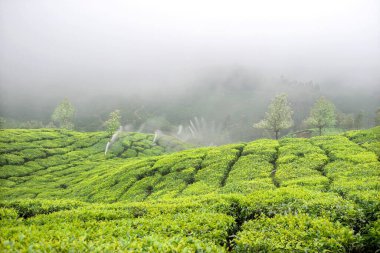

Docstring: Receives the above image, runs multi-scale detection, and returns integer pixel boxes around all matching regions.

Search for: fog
[0,0,379,140]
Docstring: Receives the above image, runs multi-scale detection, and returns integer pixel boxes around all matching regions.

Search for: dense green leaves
[254,93,293,139]
[104,109,121,136]
[304,97,336,135]
[0,127,379,252]
[234,214,355,253]
[51,98,75,130]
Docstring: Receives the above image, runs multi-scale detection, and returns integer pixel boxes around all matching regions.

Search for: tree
[304,97,336,135]
[0,117,5,129]
[254,94,293,139]
[354,111,364,129]
[336,111,354,130]
[51,98,75,129]
[20,120,44,129]
[375,108,380,126]
[105,109,121,136]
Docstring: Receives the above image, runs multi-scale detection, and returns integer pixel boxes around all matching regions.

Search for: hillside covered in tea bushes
[0,127,379,252]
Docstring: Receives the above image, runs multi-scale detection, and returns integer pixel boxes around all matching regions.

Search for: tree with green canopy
[254,94,293,139]
[105,109,121,136]
[51,98,75,130]
[304,97,336,135]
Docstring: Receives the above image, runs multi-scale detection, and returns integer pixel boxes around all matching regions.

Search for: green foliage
[275,138,329,190]
[304,97,336,135]
[105,132,191,158]
[0,208,18,220]
[0,154,24,165]
[105,109,121,136]
[311,135,377,163]
[0,199,85,218]
[344,126,380,157]
[234,214,355,252]
[51,98,75,129]
[366,218,380,251]
[336,111,354,130]
[0,127,379,251]
[182,144,242,196]
[0,202,234,252]
[235,188,365,227]
[254,94,293,139]
[241,139,279,161]
[221,139,278,194]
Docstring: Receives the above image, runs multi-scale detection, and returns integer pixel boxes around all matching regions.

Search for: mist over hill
[1,68,379,144]
[1,0,379,141]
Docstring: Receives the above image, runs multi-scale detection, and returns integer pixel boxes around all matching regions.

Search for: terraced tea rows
[0,127,379,252]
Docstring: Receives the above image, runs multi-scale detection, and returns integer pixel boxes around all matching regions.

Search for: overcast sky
[1,0,379,98]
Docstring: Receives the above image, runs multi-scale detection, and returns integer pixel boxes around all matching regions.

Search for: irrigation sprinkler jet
[104,126,122,155]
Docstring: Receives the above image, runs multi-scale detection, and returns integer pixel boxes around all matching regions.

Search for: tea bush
[0,127,379,252]
[234,214,356,253]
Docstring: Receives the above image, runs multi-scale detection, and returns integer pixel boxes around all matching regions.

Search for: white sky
[0,0,379,93]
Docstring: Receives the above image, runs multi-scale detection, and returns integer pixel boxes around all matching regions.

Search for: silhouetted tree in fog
[51,98,75,130]
[336,112,354,130]
[304,97,336,135]
[354,111,364,129]
[254,94,293,139]
[375,108,380,126]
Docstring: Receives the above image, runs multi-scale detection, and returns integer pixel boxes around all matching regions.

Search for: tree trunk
[319,127,322,136]
[275,131,279,140]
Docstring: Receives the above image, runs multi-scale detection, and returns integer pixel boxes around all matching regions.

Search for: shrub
[0,199,85,218]
[365,218,380,251]
[1,154,24,165]
[236,188,365,227]
[234,214,356,253]
[0,208,18,220]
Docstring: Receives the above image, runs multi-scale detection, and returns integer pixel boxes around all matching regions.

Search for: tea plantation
[0,127,379,252]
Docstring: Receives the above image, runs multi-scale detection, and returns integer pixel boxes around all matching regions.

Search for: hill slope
[0,127,379,252]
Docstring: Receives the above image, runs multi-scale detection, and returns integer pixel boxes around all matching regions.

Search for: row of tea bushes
[323,160,380,218]
[275,138,329,191]
[0,130,109,179]
[0,129,191,169]
[311,135,380,213]
[2,129,378,206]
[311,133,380,251]
[234,188,364,228]
[112,132,193,159]
[0,129,64,143]
[234,213,355,253]
[0,199,234,252]
[0,129,193,202]
[344,126,380,157]
[218,131,379,252]
[311,135,378,164]
[220,139,279,194]
[180,144,244,196]
[119,148,207,201]
[0,193,374,252]
[1,128,379,251]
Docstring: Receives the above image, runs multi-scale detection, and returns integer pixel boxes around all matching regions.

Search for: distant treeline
[1,72,379,144]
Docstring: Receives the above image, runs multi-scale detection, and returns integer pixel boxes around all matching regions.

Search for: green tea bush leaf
[234,214,356,253]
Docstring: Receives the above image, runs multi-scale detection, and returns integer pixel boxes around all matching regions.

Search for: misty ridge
[0,0,379,145]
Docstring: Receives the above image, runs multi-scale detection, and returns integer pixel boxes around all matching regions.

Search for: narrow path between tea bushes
[270,145,280,187]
